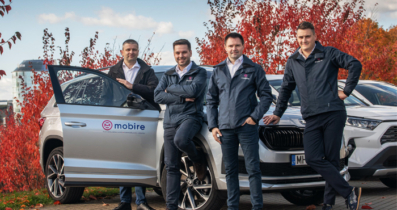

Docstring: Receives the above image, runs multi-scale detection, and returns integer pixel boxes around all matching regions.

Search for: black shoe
[137,202,155,210]
[322,204,333,210]
[113,202,131,210]
[193,158,208,181]
[345,187,362,210]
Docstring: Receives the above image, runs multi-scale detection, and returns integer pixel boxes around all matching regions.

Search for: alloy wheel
[47,154,66,198]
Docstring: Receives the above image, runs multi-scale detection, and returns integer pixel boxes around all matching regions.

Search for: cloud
[178,30,195,39]
[37,7,174,35]
[157,51,175,65]
[0,77,13,100]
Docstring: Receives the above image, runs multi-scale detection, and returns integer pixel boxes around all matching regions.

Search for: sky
[0,0,396,100]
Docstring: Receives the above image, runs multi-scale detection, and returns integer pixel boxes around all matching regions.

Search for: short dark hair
[173,39,191,51]
[224,32,244,45]
[122,39,139,49]
[297,21,315,35]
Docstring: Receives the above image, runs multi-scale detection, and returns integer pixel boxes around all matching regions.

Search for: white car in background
[269,76,397,189]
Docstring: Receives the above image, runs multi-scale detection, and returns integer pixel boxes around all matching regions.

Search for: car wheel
[161,153,226,210]
[380,177,397,188]
[153,187,163,197]
[45,146,84,203]
[281,189,324,206]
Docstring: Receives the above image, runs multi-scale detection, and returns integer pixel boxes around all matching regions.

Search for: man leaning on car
[264,21,363,210]
[108,39,158,210]
[154,39,208,210]
[206,32,273,210]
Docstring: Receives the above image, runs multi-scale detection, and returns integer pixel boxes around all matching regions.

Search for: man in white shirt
[108,39,157,210]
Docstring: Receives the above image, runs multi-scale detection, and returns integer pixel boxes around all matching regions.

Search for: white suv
[39,65,349,209]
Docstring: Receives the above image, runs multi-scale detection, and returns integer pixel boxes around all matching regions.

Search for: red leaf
[0,0,5,5]
[8,41,11,49]
[0,10,4,17]
[306,205,316,210]
[53,201,61,205]
[362,205,373,209]
[5,5,10,13]
[15,31,21,40]
[0,70,6,77]
[0,46,3,55]
[89,195,97,200]
[1,39,4,43]
[0,33,1,38]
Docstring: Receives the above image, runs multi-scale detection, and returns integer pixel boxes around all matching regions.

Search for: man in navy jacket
[154,39,207,210]
[207,33,273,210]
[264,22,362,210]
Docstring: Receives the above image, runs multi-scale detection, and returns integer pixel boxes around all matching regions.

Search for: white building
[12,60,47,113]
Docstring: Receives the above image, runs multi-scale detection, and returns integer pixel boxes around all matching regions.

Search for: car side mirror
[127,93,157,110]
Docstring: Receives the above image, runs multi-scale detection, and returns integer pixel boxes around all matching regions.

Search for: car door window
[55,69,132,107]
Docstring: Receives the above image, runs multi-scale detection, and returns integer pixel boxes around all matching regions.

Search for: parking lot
[41,180,396,210]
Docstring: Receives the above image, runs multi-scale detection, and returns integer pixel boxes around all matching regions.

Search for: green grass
[0,187,121,210]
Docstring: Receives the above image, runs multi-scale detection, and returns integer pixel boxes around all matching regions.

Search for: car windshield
[269,79,366,106]
[355,83,397,106]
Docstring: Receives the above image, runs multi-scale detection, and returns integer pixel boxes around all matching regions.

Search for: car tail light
[39,117,46,129]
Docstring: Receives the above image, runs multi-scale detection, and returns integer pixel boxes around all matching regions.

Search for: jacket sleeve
[331,48,362,96]
[165,68,207,98]
[273,60,296,117]
[206,70,219,131]
[154,74,184,105]
[132,69,158,105]
[250,65,273,123]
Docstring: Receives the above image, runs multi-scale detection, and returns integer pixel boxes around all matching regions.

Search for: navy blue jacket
[274,41,362,119]
[207,55,273,131]
[154,62,207,128]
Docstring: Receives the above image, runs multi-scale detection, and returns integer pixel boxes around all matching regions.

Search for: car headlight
[346,117,381,130]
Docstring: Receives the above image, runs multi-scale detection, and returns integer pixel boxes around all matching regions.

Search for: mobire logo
[102,120,113,130]
[244,74,247,77]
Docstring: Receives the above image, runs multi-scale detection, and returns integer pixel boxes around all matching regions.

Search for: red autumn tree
[340,18,397,84]
[197,0,365,74]
[0,0,22,79]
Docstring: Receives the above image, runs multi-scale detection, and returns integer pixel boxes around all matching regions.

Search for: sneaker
[322,204,333,210]
[137,202,155,210]
[113,202,131,210]
[345,187,362,210]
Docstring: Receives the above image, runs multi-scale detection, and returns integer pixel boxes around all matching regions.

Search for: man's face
[297,29,316,51]
[224,37,244,61]
[174,44,192,67]
[122,43,139,63]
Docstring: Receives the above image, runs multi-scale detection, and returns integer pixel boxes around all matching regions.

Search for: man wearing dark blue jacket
[154,39,207,210]
[264,22,362,210]
[207,33,273,210]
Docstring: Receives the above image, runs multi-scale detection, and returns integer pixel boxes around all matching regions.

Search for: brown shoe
[193,159,207,181]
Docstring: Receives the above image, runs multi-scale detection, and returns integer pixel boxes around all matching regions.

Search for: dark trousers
[220,124,263,210]
[164,119,202,210]
[119,186,146,205]
[304,110,353,205]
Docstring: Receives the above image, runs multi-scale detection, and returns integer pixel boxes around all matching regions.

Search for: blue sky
[0,0,396,99]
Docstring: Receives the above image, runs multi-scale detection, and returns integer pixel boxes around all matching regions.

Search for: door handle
[64,121,86,127]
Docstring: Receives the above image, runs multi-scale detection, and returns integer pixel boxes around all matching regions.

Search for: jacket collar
[114,58,151,83]
[165,61,201,76]
[215,54,256,68]
[290,41,324,60]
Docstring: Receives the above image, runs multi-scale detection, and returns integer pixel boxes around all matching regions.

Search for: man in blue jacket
[154,39,207,210]
[207,33,273,210]
[264,22,362,210]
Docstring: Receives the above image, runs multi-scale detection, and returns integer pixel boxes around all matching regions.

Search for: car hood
[258,106,305,128]
[345,106,397,120]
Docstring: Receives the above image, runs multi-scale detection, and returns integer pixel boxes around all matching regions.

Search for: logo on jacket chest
[241,74,250,80]
[315,58,323,63]
[186,76,193,82]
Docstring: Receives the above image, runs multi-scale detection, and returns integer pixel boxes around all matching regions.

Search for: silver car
[39,65,349,209]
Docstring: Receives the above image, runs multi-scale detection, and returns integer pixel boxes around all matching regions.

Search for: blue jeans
[119,186,146,205]
[220,124,263,210]
[164,119,202,210]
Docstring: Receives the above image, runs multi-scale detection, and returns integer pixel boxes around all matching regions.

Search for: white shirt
[176,61,192,78]
[299,44,316,60]
[122,61,141,84]
[227,55,243,78]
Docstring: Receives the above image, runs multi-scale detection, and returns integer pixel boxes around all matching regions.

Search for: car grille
[381,126,397,144]
[221,158,345,177]
[259,127,304,150]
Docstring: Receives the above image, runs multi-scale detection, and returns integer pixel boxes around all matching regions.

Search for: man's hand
[165,89,167,93]
[185,98,195,102]
[263,115,281,125]
[242,117,256,126]
[338,90,348,100]
[116,78,133,89]
[211,128,222,144]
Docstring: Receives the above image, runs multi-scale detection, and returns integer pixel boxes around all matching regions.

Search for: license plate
[291,154,307,166]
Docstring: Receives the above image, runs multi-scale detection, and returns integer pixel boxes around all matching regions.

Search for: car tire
[380,177,397,188]
[153,187,163,197]
[160,152,226,210]
[45,146,85,204]
[281,189,324,206]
